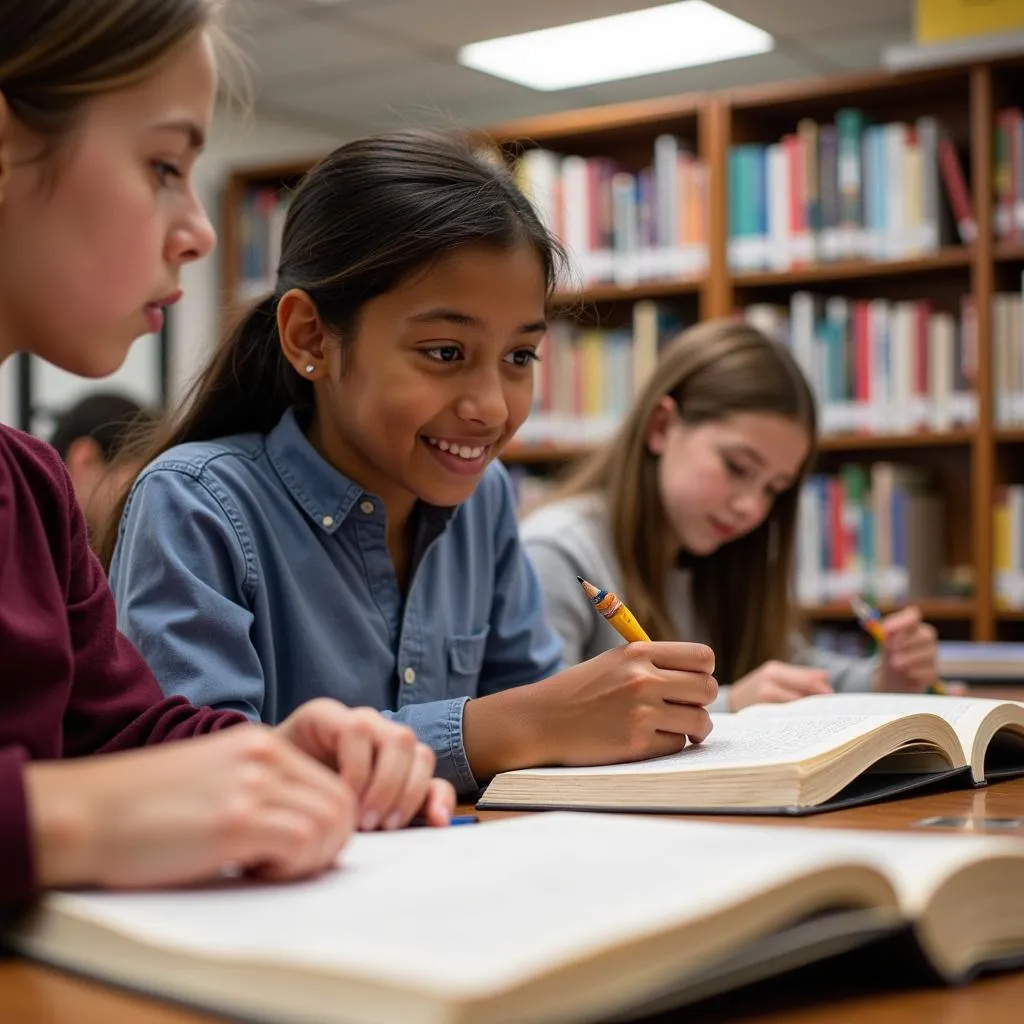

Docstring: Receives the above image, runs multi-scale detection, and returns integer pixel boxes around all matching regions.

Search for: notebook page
[503,712,913,778]
[44,814,1015,997]
[740,694,1022,766]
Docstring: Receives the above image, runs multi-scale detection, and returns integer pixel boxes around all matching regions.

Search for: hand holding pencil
[848,596,945,694]
[519,575,718,761]
[461,575,718,779]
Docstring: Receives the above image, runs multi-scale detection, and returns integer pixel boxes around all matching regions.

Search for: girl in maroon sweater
[0,0,453,911]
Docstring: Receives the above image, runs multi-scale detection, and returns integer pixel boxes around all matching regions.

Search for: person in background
[50,392,157,545]
[519,320,939,712]
[0,0,453,915]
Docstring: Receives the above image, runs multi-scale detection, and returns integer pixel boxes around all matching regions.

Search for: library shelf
[732,249,972,290]
[996,242,1024,263]
[801,599,975,621]
[555,278,703,306]
[816,429,976,452]
[500,444,595,466]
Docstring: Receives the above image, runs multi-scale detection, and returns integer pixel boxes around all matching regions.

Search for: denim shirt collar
[265,407,457,536]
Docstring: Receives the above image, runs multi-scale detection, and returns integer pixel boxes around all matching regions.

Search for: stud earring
[305,364,315,374]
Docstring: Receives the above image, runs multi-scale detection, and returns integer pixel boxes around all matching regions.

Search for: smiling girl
[102,130,718,799]
[520,320,939,712]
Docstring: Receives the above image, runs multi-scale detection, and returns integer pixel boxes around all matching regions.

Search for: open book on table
[477,693,1024,815]
[10,812,1024,1024]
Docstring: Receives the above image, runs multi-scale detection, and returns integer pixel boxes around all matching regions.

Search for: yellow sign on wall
[917,0,1024,43]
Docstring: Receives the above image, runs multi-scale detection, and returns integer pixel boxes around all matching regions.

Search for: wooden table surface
[6,777,1024,1023]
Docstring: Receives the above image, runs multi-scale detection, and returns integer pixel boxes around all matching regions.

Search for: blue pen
[409,814,479,828]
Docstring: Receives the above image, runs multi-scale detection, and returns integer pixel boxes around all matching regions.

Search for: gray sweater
[519,494,877,713]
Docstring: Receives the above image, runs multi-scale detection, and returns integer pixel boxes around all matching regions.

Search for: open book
[10,812,1024,1024]
[478,693,1024,815]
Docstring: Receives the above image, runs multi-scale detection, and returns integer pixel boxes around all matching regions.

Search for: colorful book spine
[744,293,977,435]
[516,137,709,288]
[795,463,948,605]
[727,110,975,270]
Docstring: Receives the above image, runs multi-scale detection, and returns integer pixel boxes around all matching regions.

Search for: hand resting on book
[729,661,833,710]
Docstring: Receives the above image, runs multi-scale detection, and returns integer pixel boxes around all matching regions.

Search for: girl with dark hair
[105,129,718,798]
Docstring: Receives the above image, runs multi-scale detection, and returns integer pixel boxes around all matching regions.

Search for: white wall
[171,108,344,405]
[0,108,343,429]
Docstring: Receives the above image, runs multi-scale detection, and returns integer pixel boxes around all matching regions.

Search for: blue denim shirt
[108,408,565,794]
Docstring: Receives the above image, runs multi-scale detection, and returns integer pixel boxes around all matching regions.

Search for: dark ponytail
[178,292,313,441]
[98,127,567,569]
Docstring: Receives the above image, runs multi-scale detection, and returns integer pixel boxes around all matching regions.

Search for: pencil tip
[576,575,585,583]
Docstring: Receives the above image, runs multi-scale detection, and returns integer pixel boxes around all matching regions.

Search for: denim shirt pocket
[446,627,491,697]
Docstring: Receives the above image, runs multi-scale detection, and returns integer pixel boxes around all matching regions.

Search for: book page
[498,713,914,778]
[806,827,1023,917]
[42,814,1017,998]
[740,694,1022,768]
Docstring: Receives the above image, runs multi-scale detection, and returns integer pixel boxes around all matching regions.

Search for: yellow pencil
[848,595,950,695]
[577,575,651,644]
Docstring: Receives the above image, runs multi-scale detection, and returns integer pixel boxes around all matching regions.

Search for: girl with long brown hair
[521,319,939,711]
[0,0,452,912]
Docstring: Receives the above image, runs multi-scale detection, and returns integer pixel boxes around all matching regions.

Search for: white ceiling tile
[578,50,816,105]
[341,0,682,49]
[263,80,574,134]
[429,90,600,129]
[270,59,509,111]
[225,0,309,32]
[715,0,911,37]
[800,25,914,71]
[239,16,415,86]
[242,1,919,143]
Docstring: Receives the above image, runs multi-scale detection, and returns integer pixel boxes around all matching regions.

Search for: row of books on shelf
[516,137,709,287]
[230,107,1023,297]
[995,485,1024,610]
[746,292,978,434]
[994,282,1024,427]
[729,111,972,272]
[518,300,683,446]
[518,289,978,446]
[795,463,945,606]
[725,104,1022,268]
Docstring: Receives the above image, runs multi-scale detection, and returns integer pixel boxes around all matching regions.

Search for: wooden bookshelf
[220,55,1024,642]
[996,242,1024,262]
[502,430,977,466]
[815,429,975,452]
[800,599,975,621]
[501,443,594,466]
[731,248,972,289]
[554,278,702,306]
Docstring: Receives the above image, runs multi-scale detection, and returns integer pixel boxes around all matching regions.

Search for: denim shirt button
[360,500,374,515]
[403,667,416,685]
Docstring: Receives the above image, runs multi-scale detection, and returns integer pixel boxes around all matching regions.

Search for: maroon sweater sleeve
[0,428,245,911]
[61,480,244,755]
